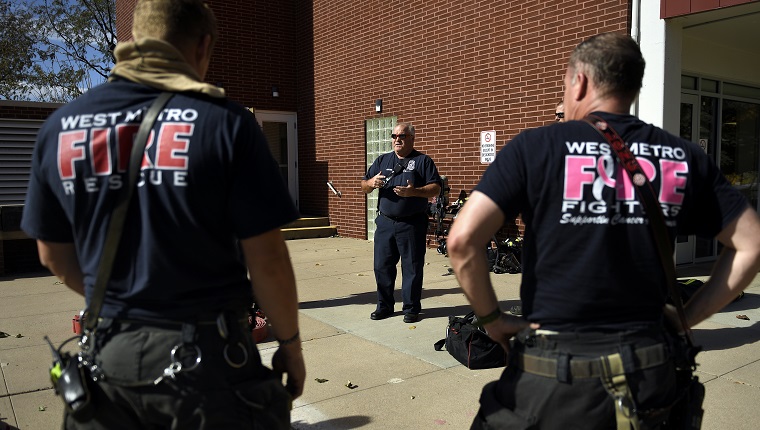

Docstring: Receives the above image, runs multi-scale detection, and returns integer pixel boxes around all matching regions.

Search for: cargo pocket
[477,381,536,430]
[233,367,292,430]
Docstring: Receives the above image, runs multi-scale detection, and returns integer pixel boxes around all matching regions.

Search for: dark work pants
[64,313,289,430]
[373,213,428,315]
[471,327,679,430]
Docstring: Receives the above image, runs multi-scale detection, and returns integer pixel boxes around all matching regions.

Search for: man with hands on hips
[446,32,760,429]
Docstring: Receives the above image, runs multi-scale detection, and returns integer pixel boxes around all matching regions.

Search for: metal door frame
[254,111,299,208]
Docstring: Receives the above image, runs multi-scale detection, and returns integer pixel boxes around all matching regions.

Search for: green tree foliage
[0,1,39,100]
[0,0,116,103]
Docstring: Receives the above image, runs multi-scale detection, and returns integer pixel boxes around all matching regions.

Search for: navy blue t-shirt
[22,80,299,320]
[476,112,747,331]
[364,149,440,217]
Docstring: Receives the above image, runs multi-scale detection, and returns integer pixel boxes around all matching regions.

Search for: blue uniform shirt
[22,80,299,319]
[364,149,440,217]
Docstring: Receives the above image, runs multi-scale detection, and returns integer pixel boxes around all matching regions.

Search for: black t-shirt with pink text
[476,112,747,331]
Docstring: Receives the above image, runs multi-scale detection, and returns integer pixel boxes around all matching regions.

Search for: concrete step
[283,216,330,229]
[282,216,337,240]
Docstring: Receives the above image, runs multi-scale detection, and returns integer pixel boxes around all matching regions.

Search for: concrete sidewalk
[1,236,759,429]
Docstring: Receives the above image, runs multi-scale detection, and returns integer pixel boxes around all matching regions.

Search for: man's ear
[571,70,589,102]
[194,34,213,78]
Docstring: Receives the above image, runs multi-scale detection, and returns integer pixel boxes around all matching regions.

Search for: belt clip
[619,344,636,374]
[556,352,570,383]
[616,395,636,418]
[216,312,229,340]
[216,311,249,369]
[516,328,536,347]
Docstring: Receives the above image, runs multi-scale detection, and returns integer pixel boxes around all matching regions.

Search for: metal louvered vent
[0,119,43,205]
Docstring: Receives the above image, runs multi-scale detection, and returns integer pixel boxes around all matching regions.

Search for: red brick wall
[113,0,629,240]
[0,102,61,119]
[297,0,629,239]
[115,0,298,112]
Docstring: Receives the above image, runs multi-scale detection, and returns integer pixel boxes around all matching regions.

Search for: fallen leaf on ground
[0,332,9,338]
[736,314,750,320]
[408,326,416,330]
[39,406,46,411]
[315,378,329,383]
[345,381,358,389]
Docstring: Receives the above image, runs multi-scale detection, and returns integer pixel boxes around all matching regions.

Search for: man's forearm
[412,183,441,198]
[685,207,760,327]
[36,240,85,295]
[361,179,376,194]
[241,230,300,340]
[446,192,505,316]
[449,242,501,316]
[685,247,760,327]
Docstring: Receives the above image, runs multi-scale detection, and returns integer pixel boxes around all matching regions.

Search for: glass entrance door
[676,94,699,264]
[720,99,760,211]
[679,76,760,264]
[254,111,299,208]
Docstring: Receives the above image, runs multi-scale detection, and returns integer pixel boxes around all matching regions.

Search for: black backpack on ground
[434,311,506,370]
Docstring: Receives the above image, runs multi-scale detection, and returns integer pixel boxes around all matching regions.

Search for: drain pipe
[630,0,642,118]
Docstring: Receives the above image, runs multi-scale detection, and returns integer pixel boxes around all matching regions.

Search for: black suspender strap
[583,114,694,347]
[83,92,173,334]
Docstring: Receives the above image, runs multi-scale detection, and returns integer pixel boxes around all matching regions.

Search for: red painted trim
[661,0,756,18]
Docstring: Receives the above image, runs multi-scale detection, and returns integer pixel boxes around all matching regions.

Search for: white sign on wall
[480,130,496,164]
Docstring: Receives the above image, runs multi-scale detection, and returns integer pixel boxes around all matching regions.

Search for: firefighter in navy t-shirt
[361,122,441,323]
[447,33,760,429]
[21,1,304,428]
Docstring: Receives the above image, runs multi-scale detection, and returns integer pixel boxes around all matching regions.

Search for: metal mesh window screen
[365,116,396,240]
[0,119,44,205]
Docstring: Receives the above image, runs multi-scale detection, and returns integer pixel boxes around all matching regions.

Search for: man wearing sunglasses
[361,122,441,323]
[555,100,565,122]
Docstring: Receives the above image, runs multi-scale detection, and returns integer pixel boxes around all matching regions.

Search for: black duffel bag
[434,311,506,369]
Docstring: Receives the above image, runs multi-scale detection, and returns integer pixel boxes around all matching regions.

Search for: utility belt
[513,328,674,430]
[379,211,428,223]
[88,309,256,388]
[514,342,667,380]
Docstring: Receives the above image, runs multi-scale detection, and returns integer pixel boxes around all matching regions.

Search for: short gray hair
[568,32,645,102]
[396,122,415,136]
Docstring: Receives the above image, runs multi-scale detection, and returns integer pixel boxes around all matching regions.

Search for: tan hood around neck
[109,38,225,98]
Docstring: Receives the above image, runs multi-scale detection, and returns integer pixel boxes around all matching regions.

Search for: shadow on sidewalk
[292,415,371,429]
[0,270,51,282]
[299,287,466,310]
[298,287,521,321]
[694,322,760,351]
